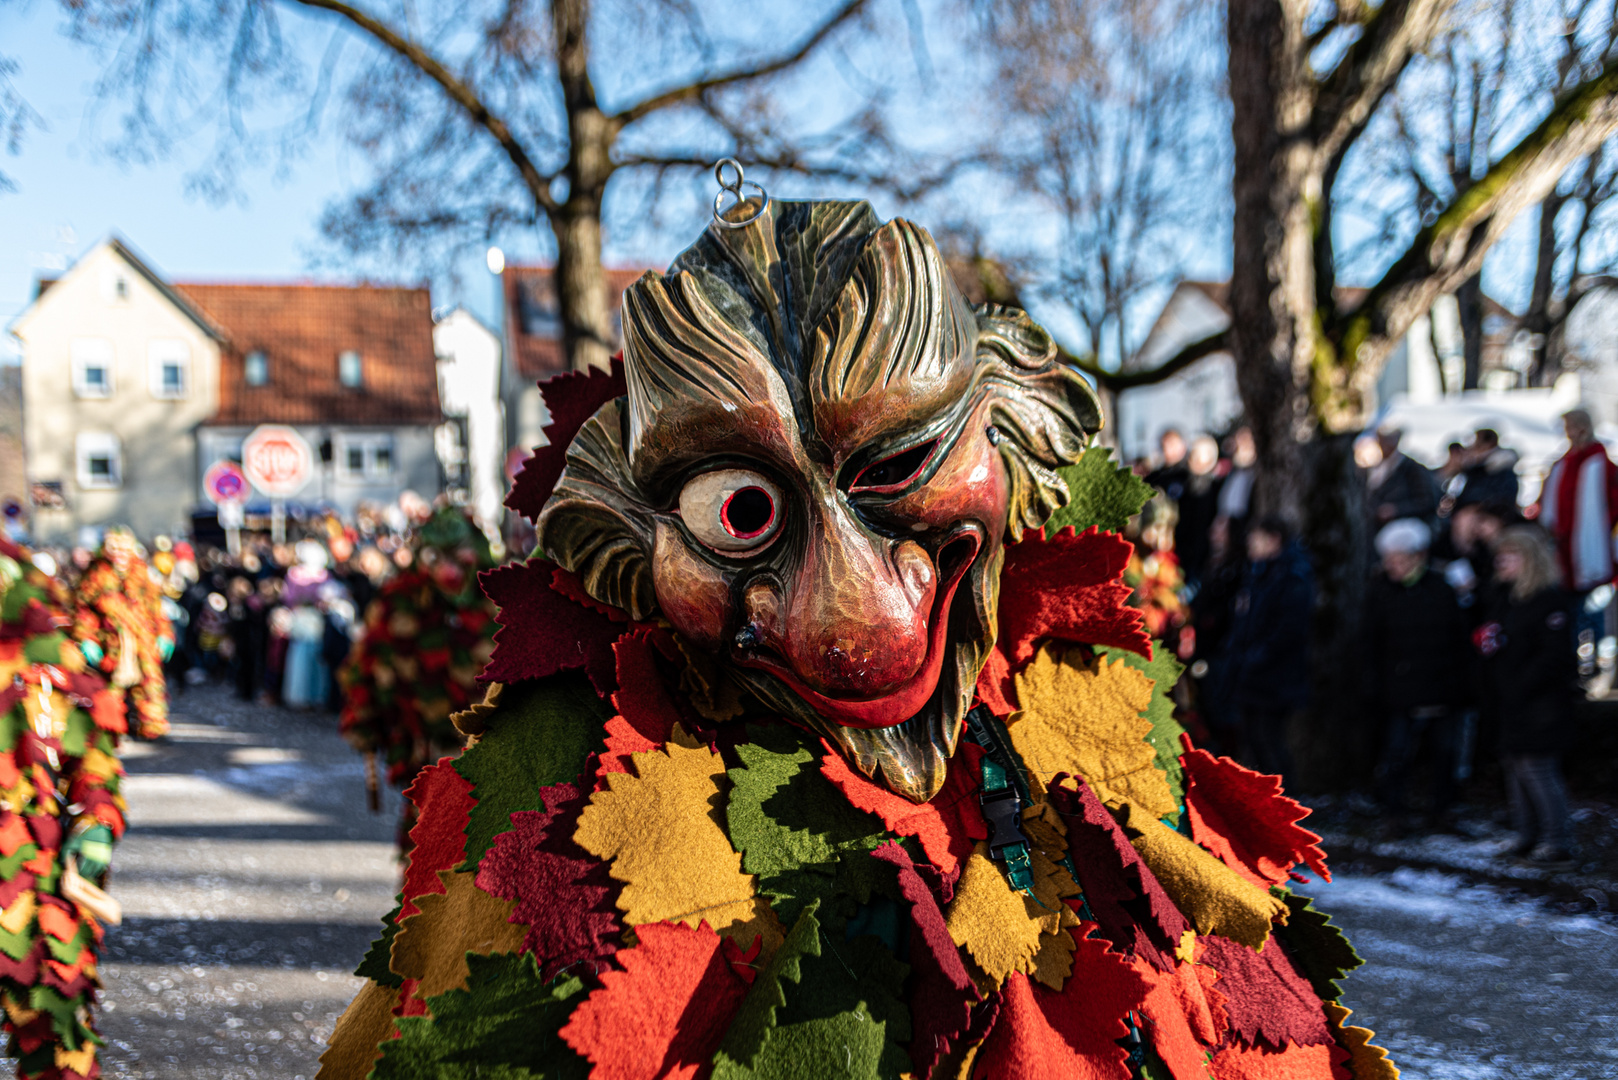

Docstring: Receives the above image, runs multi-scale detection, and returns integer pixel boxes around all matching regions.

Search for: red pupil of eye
[721,487,774,539]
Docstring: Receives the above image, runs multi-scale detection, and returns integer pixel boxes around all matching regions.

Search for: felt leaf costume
[0,539,128,1080]
[68,529,171,741]
[338,509,498,851]
[322,199,1395,1080]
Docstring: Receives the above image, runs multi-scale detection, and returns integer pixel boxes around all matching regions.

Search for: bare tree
[59,0,933,371]
[978,0,1228,376]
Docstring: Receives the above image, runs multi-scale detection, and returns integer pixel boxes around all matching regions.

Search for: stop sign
[242,425,313,499]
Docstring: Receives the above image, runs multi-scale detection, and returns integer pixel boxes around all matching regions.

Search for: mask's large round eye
[678,469,784,553]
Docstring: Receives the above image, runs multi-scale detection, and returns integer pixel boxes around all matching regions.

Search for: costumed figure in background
[338,509,496,853]
[320,181,1395,1080]
[0,540,127,1080]
[68,529,172,740]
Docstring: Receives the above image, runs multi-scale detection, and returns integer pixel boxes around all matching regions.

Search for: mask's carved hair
[537,200,1100,621]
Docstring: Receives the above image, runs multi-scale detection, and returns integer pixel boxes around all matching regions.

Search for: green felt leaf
[453,673,610,868]
[0,844,39,883]
[1045,447,1154,537]
[22,632,66,667]
[1097,641,1188,826]
[1276,892,1364,1002]
[726,725,888,926]
[713,900,822,1076]
[354,900,405,988]
[373,951,589,1080]
[0,921,32,963]
[60,702,93,758]
[29,984,98,1050]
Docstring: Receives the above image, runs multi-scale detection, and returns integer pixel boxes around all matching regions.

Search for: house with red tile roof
[501,264,647,454]
[10,237,444,542]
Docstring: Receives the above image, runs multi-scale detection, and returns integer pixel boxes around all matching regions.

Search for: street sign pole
[271,500,286,545]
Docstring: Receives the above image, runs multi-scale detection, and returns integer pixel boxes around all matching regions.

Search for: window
[114,276,128,301]
[244,350,269,386]
[339,434,395,480]
[339,349,363,388]
[71,339,114,398]
[147,339,189,399]
[75,433,122,490]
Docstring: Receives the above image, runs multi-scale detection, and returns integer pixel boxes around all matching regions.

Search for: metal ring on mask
[712,157,769,229]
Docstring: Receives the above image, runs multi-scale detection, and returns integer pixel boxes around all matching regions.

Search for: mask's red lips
[733,528,981,730]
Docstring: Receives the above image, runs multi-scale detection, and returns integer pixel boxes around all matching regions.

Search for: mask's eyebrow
[622,271,808,494]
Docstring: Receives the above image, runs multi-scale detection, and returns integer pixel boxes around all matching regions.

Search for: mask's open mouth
[732,527,982,730]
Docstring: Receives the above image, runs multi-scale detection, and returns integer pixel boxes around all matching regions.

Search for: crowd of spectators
[1135,410,1611,871]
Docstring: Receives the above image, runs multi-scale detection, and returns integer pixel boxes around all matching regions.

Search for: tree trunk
[1457,273,1484,389]
[1525,192,1566,386]
[552,0,616,373]
[1226,0,1314,528]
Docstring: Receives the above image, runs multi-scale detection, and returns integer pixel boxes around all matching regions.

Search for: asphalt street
[4,681,1611,1079]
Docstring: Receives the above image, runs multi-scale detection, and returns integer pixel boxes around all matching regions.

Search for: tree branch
[611,0,868,126]
[286,0,558,214]
[1333,57,1618,375]
[1061,329,1231,392]
[1312,0,1454,174]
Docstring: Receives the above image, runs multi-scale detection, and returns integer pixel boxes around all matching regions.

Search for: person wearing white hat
[1366,517,1471,832]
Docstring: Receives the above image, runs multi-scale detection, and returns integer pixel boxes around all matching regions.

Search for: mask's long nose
[752,498,937,698]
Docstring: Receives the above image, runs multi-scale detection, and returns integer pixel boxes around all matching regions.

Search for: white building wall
[198,424,440,519]
[433,309,505,534]
[11,242,222,544]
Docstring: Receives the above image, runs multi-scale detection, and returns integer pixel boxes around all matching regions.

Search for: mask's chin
[731,535,997,804]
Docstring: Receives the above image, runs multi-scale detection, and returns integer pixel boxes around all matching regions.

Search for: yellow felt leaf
[574,739,775,949]
[1325,1002,1401,1080]
[945,846,1045,985]
[1116,801,1286,951]
[0,891,34,937]
[389,869,526,1000]
[1009,644,1176,818]
[316,979,402,1080]
[1030,928,1077,990]
[80,747,121,781]
[54,1043,95,1076]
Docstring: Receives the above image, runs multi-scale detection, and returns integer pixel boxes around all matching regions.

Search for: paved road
[6,682,1613,1078]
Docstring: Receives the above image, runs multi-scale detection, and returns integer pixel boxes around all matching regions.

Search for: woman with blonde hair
[1474,525,1579,869]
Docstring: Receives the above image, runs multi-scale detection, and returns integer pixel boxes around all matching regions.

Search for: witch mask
[537,199,1100,803]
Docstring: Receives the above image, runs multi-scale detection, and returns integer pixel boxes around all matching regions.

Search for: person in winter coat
[1366,427,1438,528]
[1456,428,1520,509]
[1536,408,1618,677]
[1224,515,1313,787]
[1475,526,1579,869]
[1366,518,1470,828]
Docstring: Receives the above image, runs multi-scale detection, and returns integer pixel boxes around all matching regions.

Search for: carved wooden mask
[537,200,1100,802]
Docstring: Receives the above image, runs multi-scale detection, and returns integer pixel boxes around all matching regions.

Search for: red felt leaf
[505,361,628,522]
[974,647,1018,717]
[477,559,624,694]
[1209,1041,1339,1080]
[1047,779,1187,972]
[398,763,475,920]
[871,841,979,1078]
[1181,742,1330,886]
[559,920,754,1080]
[599,629,684,776]
[998,527,1151,664]
[819,741,987,879]
[475,779,623,981]
[553,565,631,622]
[1133,955,1226,1080]
[1197,935,1332,1052]
[975,926,1149,1080]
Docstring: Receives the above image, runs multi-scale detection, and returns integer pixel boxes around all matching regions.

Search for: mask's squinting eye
[849,439,939,494]
[678,469,784,553]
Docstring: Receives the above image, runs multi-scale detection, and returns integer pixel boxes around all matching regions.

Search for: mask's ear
[535,398,660,620]
[975,304,1103,539]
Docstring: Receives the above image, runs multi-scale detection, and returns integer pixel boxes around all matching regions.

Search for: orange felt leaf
[818,740,987,877]
[975,925,1149,1080]
[0,814,30,859]
[0,755,18,788]
[22,848,53,875]
[36,903,77,943]
[560,920,754,1080]
[1209,1041,1337,1080]
[1181,743,1329,886]
[1133,956,1219,1080]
